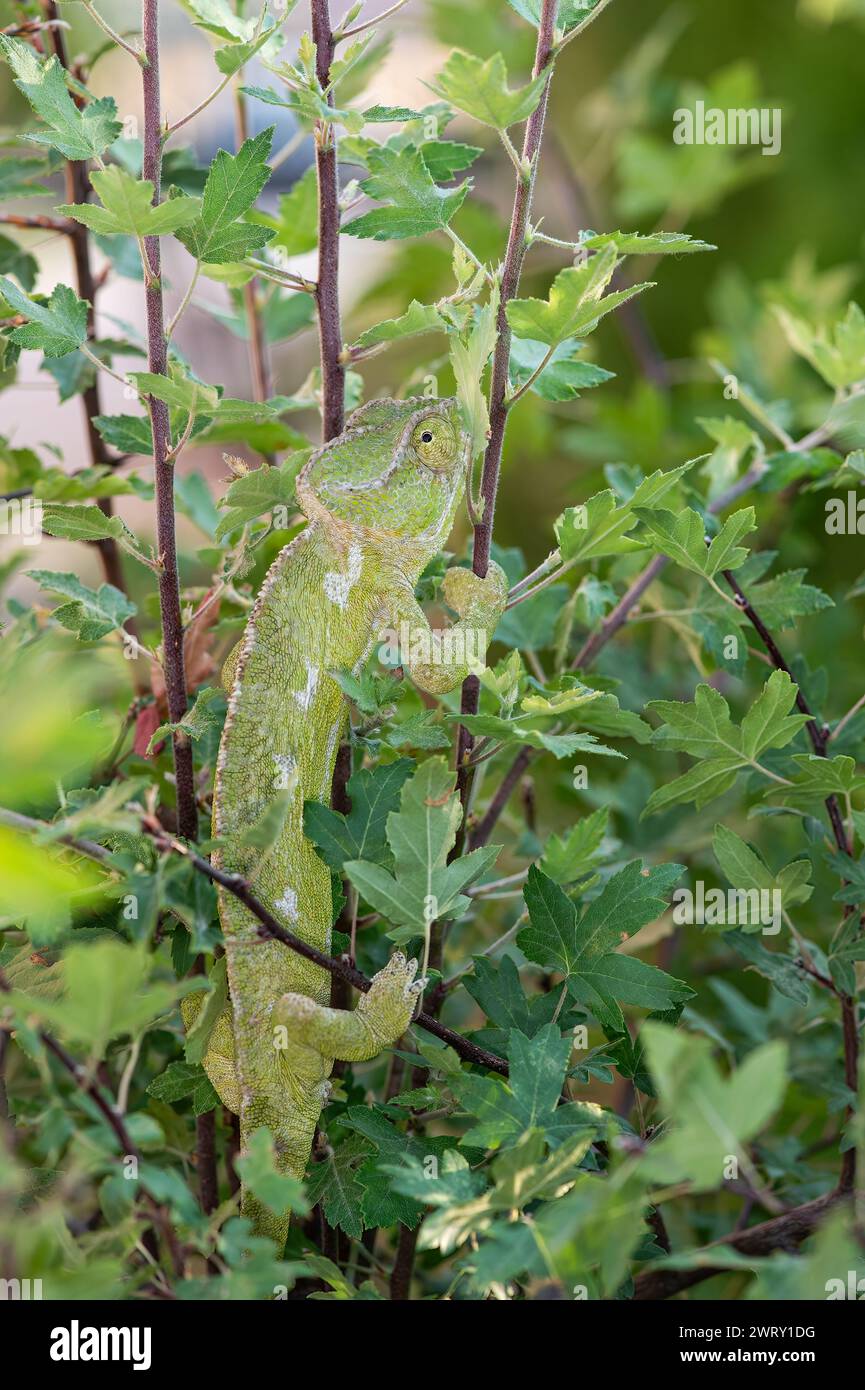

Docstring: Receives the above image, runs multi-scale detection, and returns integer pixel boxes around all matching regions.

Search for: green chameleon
[184,397,508,1245]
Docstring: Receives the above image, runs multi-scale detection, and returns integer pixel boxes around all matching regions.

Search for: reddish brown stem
[311,0,345,443]
[141,0,197,841]
[144,822,510,1077]
[456,0,560,804]
[390,1224,418,1300]
[195,1110,218,1215]
[632,1191,845,1300]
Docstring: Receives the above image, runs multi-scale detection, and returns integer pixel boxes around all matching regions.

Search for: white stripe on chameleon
[273,752,297,790]
[323,542,363,610]
[292,664,320,712]
[275,886,299,921]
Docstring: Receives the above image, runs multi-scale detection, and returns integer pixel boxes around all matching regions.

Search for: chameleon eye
[411,418,457,469]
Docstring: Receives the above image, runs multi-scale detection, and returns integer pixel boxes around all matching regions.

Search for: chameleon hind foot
[273,952,425,1063]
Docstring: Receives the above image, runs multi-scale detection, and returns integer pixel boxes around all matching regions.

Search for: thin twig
[141,0,197,842]
[337,0,412,41]
[311,0,346,443]
[82,1,143,63]
[455,0,560,807]
[141,818,510,1077]
[632,1191,845,1300]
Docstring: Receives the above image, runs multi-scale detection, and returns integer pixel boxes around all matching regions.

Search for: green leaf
[451,287,499,457]
[130,365,219,417]
[766,754,865,809]
[12,940,188,1055]
[304,760,414,873]
[254,165,318,256]
[147,1060,219,1116]
[519,863,689,1031]
[507,0,605,32]
[41,503,142,555]
[0,277,87,357]
[713,824,812,919]
[305,1134,370,1239]
[725,931,810,1005]
[58,167,201,237]
[148,686,222,752]
[0,35,121,161]
[343,757,500,935]
[426,50,547,130]
[215,451,307,539]
[213,23,282,77]
[580,229,716,256]
[0,155,52,200]
[540,807,609,885]
[464,954,565,1040]
[26,568,136,641]
[176,129,276,264]
[352,299,446,351]
[453,713,625,760]
[774,301,865,390]
[633,505,756,578]
[554,462,695,565]
[643,671,811,816]
[0,232,38,292]
[94,414,154,456]
[640,1023,788,1191]
[449,1024,604,1149]
[507,245,652,347]
[344,144,470,241]
[509,337,614,402]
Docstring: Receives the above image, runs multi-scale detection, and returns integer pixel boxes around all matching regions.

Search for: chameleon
[183,397,508,1247]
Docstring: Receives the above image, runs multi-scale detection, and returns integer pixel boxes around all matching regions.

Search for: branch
[719,563,859,1193]
[336,0,412,41]
[141,819,510,1077]
[719,565,849,856]
[82,1,144,63]
[455,0,560,804]
[311,0,346,443]
[141,0,197,841]
[632,1191,846,1300]
[0,212,72,233]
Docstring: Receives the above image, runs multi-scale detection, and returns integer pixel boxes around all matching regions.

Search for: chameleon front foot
[274,952,425,1063]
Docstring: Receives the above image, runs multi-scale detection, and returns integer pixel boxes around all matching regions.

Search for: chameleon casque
[184,397,508,1246]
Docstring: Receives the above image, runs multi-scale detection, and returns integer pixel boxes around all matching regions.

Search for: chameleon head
[296,397,468,545]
